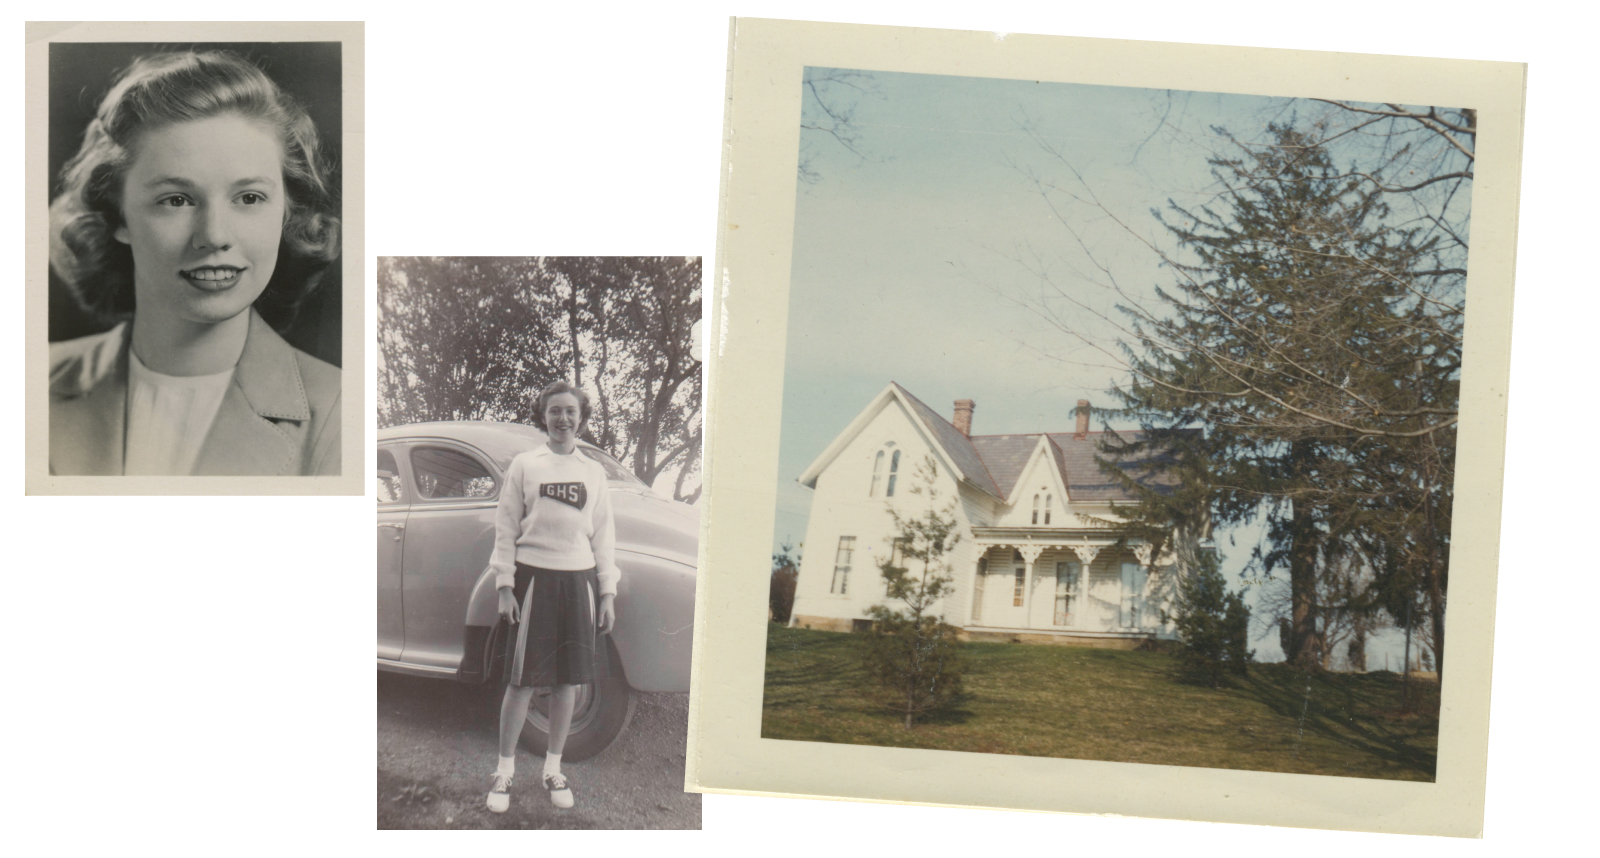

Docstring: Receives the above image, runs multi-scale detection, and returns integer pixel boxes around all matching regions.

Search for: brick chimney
[953,399,975,437]
[1074,399,1091,440]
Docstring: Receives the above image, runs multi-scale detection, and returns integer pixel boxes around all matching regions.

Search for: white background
[8,2,1589,854]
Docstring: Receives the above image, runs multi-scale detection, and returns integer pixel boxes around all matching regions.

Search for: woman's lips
[181,266,245,291]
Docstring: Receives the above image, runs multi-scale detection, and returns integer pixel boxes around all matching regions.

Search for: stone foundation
[960,629,1166,650]
[791,616,1172,650]
[789,614,858,633]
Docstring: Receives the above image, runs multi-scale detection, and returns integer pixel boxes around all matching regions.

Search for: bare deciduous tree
[378,256,703,501]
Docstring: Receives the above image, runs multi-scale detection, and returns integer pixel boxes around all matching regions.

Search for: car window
[410,446,497,500]
[583,446,643,486]
[377,448,405,504]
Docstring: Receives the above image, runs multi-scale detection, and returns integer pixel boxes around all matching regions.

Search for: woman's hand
[597,594,616,635]
[498,587,520,624]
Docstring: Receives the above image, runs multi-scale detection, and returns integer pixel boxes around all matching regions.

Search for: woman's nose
[190,202,233,252]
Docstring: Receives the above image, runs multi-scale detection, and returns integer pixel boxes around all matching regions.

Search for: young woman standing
[486,381,619,812]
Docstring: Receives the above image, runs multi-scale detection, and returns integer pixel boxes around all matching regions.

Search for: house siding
[790,385,1181,645]
[791,398,961,625]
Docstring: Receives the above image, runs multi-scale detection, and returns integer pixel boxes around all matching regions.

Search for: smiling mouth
[181,266,246,290]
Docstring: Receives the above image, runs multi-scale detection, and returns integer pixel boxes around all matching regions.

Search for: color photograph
[691,18,1522,836]
[766,70,1459,782]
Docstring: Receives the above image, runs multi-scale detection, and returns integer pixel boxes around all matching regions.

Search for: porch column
[1018,544,1044,614]
[1070,543,1101,629]
[970,546,990,624]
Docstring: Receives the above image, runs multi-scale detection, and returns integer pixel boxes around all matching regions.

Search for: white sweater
[489,445,621,596]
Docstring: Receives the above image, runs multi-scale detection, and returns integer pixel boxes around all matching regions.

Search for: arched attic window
[1045,494,1052,525]
[870,450,884,496]
[1032,494,1040,525]
[886,449,901,496]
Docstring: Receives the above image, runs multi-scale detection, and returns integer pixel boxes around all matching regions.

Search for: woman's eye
[157,196,193,207]
[238,192,268,205]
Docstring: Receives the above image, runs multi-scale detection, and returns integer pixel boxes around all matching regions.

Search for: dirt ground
[377,672,700,829]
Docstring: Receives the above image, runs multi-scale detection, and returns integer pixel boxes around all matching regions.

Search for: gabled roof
[891,384,1002,498]
[967,434,1037,499]
[796,382,1003,499]
[973,429,1182,502]
[799,383,1182,506]
[1045,431,1181,501]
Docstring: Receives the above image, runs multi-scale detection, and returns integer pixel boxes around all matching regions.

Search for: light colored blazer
[49,310,341,476]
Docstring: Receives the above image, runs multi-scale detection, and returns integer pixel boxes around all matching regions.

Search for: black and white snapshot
[376,256,702,829]
[35,33,355,488]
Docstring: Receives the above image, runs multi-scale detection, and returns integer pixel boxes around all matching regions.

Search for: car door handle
[378,522,406,534]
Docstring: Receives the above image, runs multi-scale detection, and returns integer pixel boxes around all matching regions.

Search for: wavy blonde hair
[49,50,340,328]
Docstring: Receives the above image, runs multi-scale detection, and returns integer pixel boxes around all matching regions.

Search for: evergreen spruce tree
[1167,549,1253,686]
[863,457,965,728]
[1101,122,1459,670]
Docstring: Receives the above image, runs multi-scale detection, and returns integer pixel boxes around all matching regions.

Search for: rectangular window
[410,446,497,500]
[830,536,856,595]
[889,537,910,569]
[377,448,404,504]
[1120,562,1146,628]
[1054,561,1079,626]
[1013,565,1026,607]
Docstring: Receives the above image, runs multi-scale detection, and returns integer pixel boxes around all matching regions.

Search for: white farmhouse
[789,382,1183,647]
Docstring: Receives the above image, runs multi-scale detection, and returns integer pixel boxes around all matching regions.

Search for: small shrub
[1166,549,1252,686]
[769,542,800,623]
[864,610,965,728]
[862,456,966,727]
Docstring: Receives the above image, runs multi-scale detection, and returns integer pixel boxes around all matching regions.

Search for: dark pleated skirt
[502,562,598,688]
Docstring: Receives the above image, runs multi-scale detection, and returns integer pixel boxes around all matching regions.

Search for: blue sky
[771,70,1259,547]
[766,69,1430,665]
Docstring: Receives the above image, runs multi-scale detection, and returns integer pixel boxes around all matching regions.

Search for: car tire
[519,639,635,762]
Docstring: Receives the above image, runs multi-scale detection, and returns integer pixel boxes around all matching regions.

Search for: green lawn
[762,624,1439,781]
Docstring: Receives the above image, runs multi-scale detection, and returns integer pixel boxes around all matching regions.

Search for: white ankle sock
[496,755,515,776]
[543,753,562,777]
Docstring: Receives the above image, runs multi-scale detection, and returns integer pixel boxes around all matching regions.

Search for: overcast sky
[766,69,1432,664]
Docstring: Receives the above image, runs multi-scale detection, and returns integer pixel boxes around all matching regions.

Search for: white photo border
[688,17,1523,837]
[24,21,365,495]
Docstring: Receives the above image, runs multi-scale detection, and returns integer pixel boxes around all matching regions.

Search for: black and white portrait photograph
[376,256,702,829]
[690,18,1525,837]
[25,22,362,492]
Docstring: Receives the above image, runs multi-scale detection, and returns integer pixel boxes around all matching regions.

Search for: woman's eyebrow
[142,176,281,189]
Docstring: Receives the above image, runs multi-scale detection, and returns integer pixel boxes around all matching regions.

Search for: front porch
[967,531,1175,639]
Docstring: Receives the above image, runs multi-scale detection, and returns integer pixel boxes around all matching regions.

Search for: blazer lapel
[192,312,309,476]
[49,323,129,476]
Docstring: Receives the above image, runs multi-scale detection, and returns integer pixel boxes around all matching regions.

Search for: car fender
[607,550,697,693]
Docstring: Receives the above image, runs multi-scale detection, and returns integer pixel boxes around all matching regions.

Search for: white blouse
[124,351,235,476]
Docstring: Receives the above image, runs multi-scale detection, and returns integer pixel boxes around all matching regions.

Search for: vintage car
[377,421,698,760]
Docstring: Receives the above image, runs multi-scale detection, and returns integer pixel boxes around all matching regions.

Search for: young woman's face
[114,114,286,327]
[544,392,583,443]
